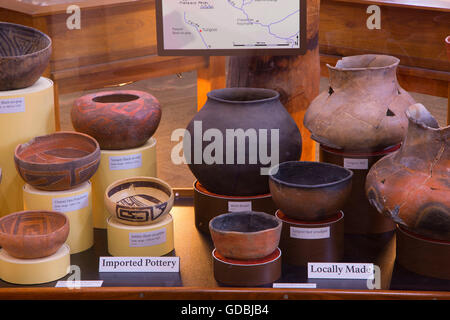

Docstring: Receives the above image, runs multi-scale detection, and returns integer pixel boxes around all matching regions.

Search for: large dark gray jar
[185,87,302,196]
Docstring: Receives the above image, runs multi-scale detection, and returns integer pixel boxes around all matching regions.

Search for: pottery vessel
[14,131,100,191]
[0,22,52,90]
[304,55,415,151]
[105,176,174,226]
[269,161,353,221]
[185,87,302,196]
[366,103,450,241]
[0,210,69,259]
[209,211,282,260]
[72,90,161,150]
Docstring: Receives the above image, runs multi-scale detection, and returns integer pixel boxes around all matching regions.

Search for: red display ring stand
[276,210,344,266]
[193,180,277,235]
[396,225,450,280]
[213,248,282,287]
[319,144,400,234]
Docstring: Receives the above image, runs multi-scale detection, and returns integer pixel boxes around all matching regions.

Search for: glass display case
[0,0,449,301]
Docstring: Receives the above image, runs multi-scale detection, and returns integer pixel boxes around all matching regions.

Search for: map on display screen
[156,0,306,55]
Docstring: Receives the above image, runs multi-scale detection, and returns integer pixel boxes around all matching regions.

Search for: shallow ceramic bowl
[14,131,100,191]
[209,211,282,260]
[0,22,52,90]
[269,161,353,221]
[105,177,174,226]
[0,210,69,259]
[71,90,162,150]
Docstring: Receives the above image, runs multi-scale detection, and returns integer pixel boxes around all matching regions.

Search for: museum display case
[0,0,449,301]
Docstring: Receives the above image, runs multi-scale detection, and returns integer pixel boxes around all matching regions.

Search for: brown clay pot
[209,211,282,260]
[304,54,415,151]
[269,161,353,221]
[104,176,174,226]
[14,131,101,191]
[71,90,161,150]
[366,103,450,241]
[0,210,69,259]
[0,22,52,91]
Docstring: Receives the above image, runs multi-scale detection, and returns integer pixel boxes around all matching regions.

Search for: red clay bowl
[72,90,162,150]
[209,211,282,260]
[269,161,353,221]
[446,36,450,61]
[14,131,100,191]
[0,22,52,90]
[0,210,69,259]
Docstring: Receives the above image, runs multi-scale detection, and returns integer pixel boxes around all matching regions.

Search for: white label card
[0,97,25,114]
[273,283,317,289]
[109,153,142,171]
[99,257,180,273]
[228,201,252,212]
[52,192,89,213]
[308,263,374,279]
[344,158,368,170]
[290,226,330,239]
[55,281,103,288]
[129,229,166,248]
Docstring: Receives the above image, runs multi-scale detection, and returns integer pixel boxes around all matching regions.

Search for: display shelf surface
[0,196,449,299]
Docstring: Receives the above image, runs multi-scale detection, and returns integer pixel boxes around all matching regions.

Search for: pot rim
[406,103,450,132]
[0,22,52,59]
[268,161,354,189]
[14,131,100,166]
[327,54,400,72]
[209,211,282,235]
[0,210,69,239]
[104,176,174,211]
[206,87,280,104]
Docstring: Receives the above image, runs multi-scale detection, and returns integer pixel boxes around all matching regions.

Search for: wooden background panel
[320,0,450,72]
[46,0,157,71]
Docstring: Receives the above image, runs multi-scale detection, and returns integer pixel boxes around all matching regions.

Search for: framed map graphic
[156,0,307,56]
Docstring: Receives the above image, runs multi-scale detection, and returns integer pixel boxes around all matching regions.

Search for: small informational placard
[344,158,369,170]
[129,229,167,248]
[156,0,307,56]
[55,280,103,288]
[290,226,330,240]
[228,201,252,213]
[273,283,317,289]
[109,153,142,171]
[52,192,89,213]
[308,263,374,279]
[0,97,25,114]
[99,257,180,273]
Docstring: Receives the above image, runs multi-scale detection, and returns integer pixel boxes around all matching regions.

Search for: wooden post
[226,0,320,161]
[197,56,227,110]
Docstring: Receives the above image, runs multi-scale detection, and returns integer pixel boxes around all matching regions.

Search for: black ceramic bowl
[0,22,52,90]
[269,161,353,221]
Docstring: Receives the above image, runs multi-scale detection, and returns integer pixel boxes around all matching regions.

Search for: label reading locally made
[228,201,252,212]
[99,257,180,272]
[52,192,89,213]
[109,153,142,171]
[0,97,25,114]
[290,226,330,240]
[55,281,103,288]
[308,263,374,279]
[344,158,369,170]
[129,229,166,248]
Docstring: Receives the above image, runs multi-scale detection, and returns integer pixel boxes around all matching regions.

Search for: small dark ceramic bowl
[0,210,69,259]
[269,161,353,221]
[209,211,282,260]
[14,131,101,191]
[105,176,174,226]
[0,22,52,90]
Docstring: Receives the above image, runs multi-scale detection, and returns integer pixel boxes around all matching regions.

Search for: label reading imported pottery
[0,97,25,114]
[228,201,252,212]
[129,229,166,248]
[109,153,142,171]
[344,158,368,170]
[52,192,89,213]
[290,226,330,239]
[99,256,180,272]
